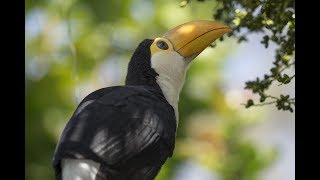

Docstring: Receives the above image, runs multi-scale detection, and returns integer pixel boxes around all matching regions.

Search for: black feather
[125,39,161,91]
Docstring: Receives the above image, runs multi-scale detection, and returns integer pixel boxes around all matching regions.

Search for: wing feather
[53,86,176,179]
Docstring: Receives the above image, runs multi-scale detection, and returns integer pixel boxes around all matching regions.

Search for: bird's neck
[125,39,163,92]
[155,72,186,123]
[151,53,188,124]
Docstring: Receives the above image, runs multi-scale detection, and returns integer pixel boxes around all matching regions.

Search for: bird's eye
[156,41,169,50]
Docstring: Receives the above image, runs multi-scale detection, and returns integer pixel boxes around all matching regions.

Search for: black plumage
[53,39,177,180]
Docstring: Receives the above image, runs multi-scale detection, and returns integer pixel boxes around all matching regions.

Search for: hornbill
[53,20,231,180]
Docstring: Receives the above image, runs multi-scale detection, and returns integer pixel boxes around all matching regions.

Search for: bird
[52,20,231,180]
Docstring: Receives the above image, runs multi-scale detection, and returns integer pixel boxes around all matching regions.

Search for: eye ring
[156,41,169,50]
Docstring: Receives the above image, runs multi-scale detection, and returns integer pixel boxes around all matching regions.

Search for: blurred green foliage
[26,0,278,179]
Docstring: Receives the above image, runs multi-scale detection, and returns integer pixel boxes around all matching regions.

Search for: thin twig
[251,101,278,106]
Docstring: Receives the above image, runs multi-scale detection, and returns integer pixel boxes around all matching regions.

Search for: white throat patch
[151,51,189,125]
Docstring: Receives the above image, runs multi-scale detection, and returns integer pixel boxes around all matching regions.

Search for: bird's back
[53,86,176,180]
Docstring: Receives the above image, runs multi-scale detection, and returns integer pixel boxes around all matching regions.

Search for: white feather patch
[151,51,188,125]
[61,159,100,180]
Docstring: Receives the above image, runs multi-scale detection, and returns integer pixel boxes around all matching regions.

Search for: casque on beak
[162,20,232,59]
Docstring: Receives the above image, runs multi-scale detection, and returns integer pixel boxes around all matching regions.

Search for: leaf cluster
[182,0,295,112]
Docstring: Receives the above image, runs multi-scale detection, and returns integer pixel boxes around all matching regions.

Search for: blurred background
[25,0,294,179]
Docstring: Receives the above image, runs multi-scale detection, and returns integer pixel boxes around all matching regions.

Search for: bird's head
[126,20,231,116]
[150,20,232,63]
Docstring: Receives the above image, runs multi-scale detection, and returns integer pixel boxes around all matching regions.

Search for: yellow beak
[162,20,232,59]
